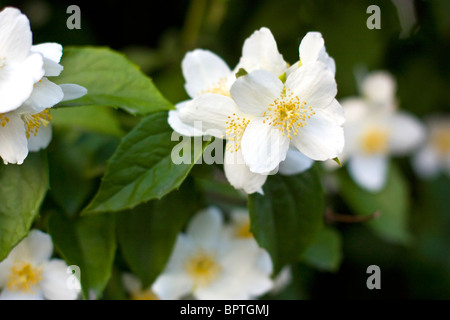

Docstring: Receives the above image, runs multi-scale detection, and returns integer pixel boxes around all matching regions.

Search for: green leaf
[117,178,201,288]
[248,166,325,273]
[83,111,209,215]
[0,152,49,261]
[55,46,173,115]
[300,226,343,272]
[338,163,411,244]
[48,213,116,299]
[51,106,124,137]
[235,68,248,78]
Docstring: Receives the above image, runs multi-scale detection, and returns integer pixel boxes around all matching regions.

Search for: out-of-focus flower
[0,13,87,165]
[340,71,425,191]
[0,229,80,300]
[122,273,159,300]
[412,115,450,179]
[152,207,274,300]
[0,7,44,113]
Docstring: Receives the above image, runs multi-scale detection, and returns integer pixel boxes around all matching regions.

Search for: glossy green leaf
[248,166,325,273]
[117,178,202,288]
[0,152,49,261]
[48,213,116,299]
[338,163,411,244]
[55,46,173,115]
[83,111,209,215]
[301,226,343,272]
[51,106,124,137]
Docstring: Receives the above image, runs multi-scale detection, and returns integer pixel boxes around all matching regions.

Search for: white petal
[286,62,337,109]
[186,207,224,246]
[179,94,240,138]
[348,155,388,192]
[59,84,87,102]
[0,289,44,300]
[291,109,344,161]
[340,97,369,123]
[20,78,64,114]
[237,27,287,76]
[41,259,80,300]
[0,114,28,165]
[299,32,325,65]
[224,147,268,194]
[412,146,440,179]
[321,98,345,126]
[0,8,32,62]
[388,111,425,155]
[23,229,54,264]
[241,117,290,174]
[32,43,63,76]
[168,101,204,137]
[279,148,314,175]
[152,273,193,300]
[32,43,62,63]
[361,71,396,105]
[0,258,13,287]
[182,49,232,98]
[230,70,283,116]
[0,52,44,113]
[27,123,52,152]
[122,273,143,293]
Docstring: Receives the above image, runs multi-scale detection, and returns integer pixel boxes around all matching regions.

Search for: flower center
[130,289,159,300]
[235,220,253,238]
[225,113,251,152]
[0,57,6,70]
[185,251,221,288]
[432,127,450,155]
[361,127,389,155]
[7,261,43,293]
[200,78,231,97]
[23,109,52,139]
[0,113,10,127]
[263,89,315,140]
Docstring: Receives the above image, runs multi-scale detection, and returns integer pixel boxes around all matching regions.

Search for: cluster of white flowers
[122,207,285,300]
[0,7,86,165]
[170,28,345,194]
[0,229,80,300]
[336,71,425,191]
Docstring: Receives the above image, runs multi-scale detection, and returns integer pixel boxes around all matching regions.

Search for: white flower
[122,273,159,300]
[0,229,80,300]
[412,115,450,179]
[152,207,274,300]
[0,39,87,165]
[341,71,425,191]
[230,62,344,174]
[0,7,44,113]
[174,28,315,193]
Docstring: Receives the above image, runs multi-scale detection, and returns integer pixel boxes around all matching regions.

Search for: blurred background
[2,0,449,299]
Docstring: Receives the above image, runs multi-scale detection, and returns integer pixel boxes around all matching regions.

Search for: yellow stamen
[130,290,159,300]
[7,261,43,293]
[361,127,389,155]
[200,78,231,97]
[24,109,52,139]
[235,221,253,238]
[263,89,315,140]
[225,113,251,153]
[432,127,450,155]
[185,251,221,288]
[0,113,10,127]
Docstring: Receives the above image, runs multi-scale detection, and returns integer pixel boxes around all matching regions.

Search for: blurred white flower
[230,62,344,174]
[152,207,274,300]
[412,115,450,179]
[341,71,425,191]
[0,7,44,113]
[0,229,80,300]
[122,273,159,300]
[0,26,87,165]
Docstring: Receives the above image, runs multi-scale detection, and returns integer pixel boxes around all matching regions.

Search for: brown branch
[325,208,381,224]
